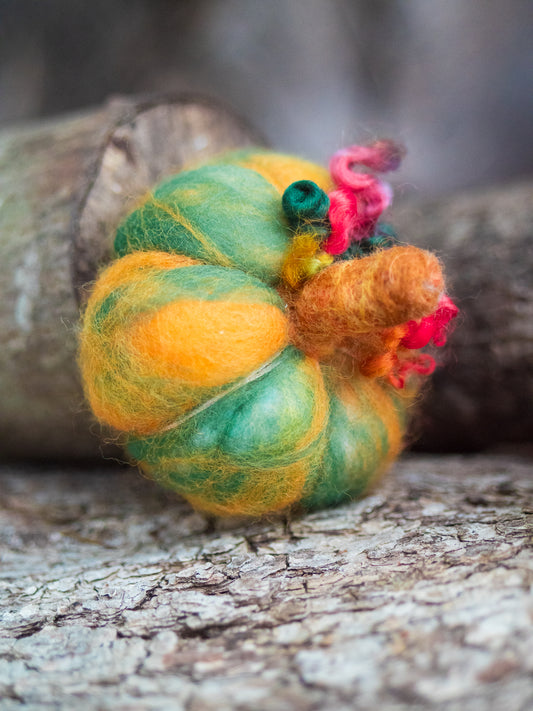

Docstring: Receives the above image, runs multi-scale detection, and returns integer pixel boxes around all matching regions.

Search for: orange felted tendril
[289,245,444,377]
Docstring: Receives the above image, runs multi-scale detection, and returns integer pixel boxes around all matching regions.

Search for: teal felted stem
[282,180,330,235]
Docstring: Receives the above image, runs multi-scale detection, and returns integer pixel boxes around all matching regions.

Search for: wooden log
[0,94,261,460]
[392,182,533,451]
[0,454,532,710]
[1,95,531,460]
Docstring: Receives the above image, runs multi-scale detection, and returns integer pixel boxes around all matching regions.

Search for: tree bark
[0,94,261,460]
[392,181,533,451]
[0,454,531,710]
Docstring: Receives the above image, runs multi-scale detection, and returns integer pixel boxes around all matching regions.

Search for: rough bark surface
[392,182,533,451]
[1,454,532,711]
[0,94,260,461]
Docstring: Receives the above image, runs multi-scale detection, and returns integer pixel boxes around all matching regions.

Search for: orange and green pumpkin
[79,148,450,516]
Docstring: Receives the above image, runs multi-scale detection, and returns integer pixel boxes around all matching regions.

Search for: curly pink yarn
[324,140,403,255]
[324,188,358,254]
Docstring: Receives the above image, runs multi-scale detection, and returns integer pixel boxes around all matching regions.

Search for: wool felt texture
[79,145,458,517]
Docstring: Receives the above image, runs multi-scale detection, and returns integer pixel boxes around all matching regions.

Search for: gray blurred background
[1,0,532,196]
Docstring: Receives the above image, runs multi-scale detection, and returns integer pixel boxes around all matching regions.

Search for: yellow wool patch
[79,246,293,438]
[128,300,289,387]
[281,232,334,289]
[238,152,333,194]
[86,381,170,436]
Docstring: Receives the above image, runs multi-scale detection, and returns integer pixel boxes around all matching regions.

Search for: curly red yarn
[401,295,459,350]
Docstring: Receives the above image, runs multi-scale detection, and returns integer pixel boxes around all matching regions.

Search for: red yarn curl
[389,295,459,388]
[401,295,459,350]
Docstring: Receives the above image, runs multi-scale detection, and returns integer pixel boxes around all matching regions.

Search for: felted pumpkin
[79,144,457,516]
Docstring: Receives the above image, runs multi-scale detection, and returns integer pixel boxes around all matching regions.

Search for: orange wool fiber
[128,299,288,387]
[342,324,409,380]
[290,245,444,362]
